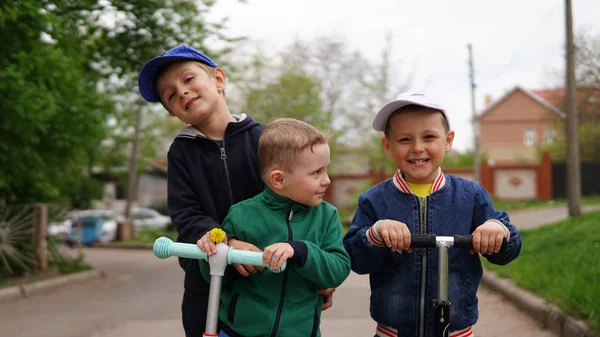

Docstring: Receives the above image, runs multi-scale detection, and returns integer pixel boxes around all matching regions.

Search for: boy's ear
[445,130,455,152]
[214,68,226,93]
[381,136,393,158]
[269,170,285,190]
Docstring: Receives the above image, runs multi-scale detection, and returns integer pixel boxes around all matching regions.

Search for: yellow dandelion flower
[209,228,226,243]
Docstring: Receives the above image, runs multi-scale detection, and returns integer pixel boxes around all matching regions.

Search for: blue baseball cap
[138,44,218,103]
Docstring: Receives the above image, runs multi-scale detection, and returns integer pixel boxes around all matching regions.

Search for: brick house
[476,86,565,163]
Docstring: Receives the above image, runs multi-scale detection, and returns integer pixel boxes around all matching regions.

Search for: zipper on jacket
[270,205,295,337]
[418,197,428,337]
[219,144,234,205]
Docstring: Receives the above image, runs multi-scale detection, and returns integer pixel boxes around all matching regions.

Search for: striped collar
[392,168,446,195]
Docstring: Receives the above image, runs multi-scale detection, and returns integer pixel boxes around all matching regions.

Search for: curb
[0,270,104,303]
[481,269,597,337]
[93,243,153,250]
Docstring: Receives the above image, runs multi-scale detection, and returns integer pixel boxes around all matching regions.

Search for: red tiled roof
[531,87,600,112]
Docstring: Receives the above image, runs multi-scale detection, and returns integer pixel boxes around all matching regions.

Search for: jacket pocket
[310,306,320,337]
[228,293,239,324]
[459,274,478,319]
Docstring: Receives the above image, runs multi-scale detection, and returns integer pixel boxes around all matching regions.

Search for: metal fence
[552,162,600,198]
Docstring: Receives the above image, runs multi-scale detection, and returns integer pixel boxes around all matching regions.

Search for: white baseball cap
[372,92,447,131]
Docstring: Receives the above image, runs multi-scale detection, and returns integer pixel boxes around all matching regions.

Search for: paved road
[0,248,552,337]
[320,272,555,337]
[0,248,184,337]
[3,205,596,337]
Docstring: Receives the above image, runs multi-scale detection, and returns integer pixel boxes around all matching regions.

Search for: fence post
[480,159,495,197]
[33,204,48,271]
[537,152,553,200]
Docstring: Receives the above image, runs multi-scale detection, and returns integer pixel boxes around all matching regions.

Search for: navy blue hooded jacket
[167,114,265,292]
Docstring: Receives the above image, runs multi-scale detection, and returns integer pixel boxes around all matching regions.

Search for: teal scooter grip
[153,237,208,260]
[153,237,287,272]
[227,248,287,273]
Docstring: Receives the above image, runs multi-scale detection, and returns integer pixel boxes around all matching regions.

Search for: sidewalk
[507,204,600,230]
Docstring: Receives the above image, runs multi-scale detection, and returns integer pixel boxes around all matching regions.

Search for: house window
[524,128,535,146]
[544,128,554,144]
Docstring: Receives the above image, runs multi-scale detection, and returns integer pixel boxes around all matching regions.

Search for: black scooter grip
[454,236,508,252]
[410,234,437,248]
[453,235,474,250]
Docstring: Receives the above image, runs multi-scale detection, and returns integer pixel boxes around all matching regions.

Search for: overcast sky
[210,0,599,151]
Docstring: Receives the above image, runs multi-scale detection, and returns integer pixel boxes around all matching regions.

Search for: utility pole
[565,0,581,216]
[467,43,480,183]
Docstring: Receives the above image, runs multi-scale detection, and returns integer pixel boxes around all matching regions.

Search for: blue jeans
[218,331,230,337]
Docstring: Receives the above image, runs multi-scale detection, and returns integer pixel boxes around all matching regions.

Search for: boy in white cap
[343,92,522,337]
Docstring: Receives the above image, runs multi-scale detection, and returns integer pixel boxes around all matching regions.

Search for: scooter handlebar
[410,234,474,249]
[409,234,506,252]
[153,237,286,272]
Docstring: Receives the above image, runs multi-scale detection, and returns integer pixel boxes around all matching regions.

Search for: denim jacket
[343,170,522,337]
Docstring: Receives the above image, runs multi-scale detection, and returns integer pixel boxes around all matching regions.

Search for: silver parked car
[131,207,172,231]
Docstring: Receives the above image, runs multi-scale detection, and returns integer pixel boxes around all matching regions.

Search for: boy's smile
[408,158,429,166]
[382,109,454,184]
[185,96,200,110]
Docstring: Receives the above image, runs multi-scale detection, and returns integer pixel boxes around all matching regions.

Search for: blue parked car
[70,216,105,245]
[57,210,123,245]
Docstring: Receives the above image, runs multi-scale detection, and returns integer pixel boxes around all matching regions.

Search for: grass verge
[0,253,92,289]
[483,210,600,333]
[122,228,178,244]
[492,195,600,211]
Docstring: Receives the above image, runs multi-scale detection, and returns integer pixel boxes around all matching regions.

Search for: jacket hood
[176,113,261,140]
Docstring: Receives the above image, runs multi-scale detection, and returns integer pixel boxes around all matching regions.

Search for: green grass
[492,195,600,211]
[123,228,178,244]
[483,211,600,333]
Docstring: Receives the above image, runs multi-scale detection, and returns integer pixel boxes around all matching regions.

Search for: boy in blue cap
[138,45,335,337]
[343,92,522,337]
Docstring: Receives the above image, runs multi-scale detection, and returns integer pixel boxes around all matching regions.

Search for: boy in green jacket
[199,118,351,337]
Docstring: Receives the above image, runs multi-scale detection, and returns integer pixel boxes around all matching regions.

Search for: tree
[231,33,409,173]
[0,1,239,206]
[542,30,600,162]
[443,151,487,168]
[244,69,328,130]
[0,1,111,204]
[574,30,600,89]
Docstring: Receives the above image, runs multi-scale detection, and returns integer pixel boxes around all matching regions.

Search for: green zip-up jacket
[201,187,350,337]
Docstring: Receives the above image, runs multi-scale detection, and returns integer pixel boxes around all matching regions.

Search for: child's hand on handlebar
[197,231,223,256]
[374,220,412,253]
[471,220,506,255]
[263,243,294,271]
[228,238,265,276]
